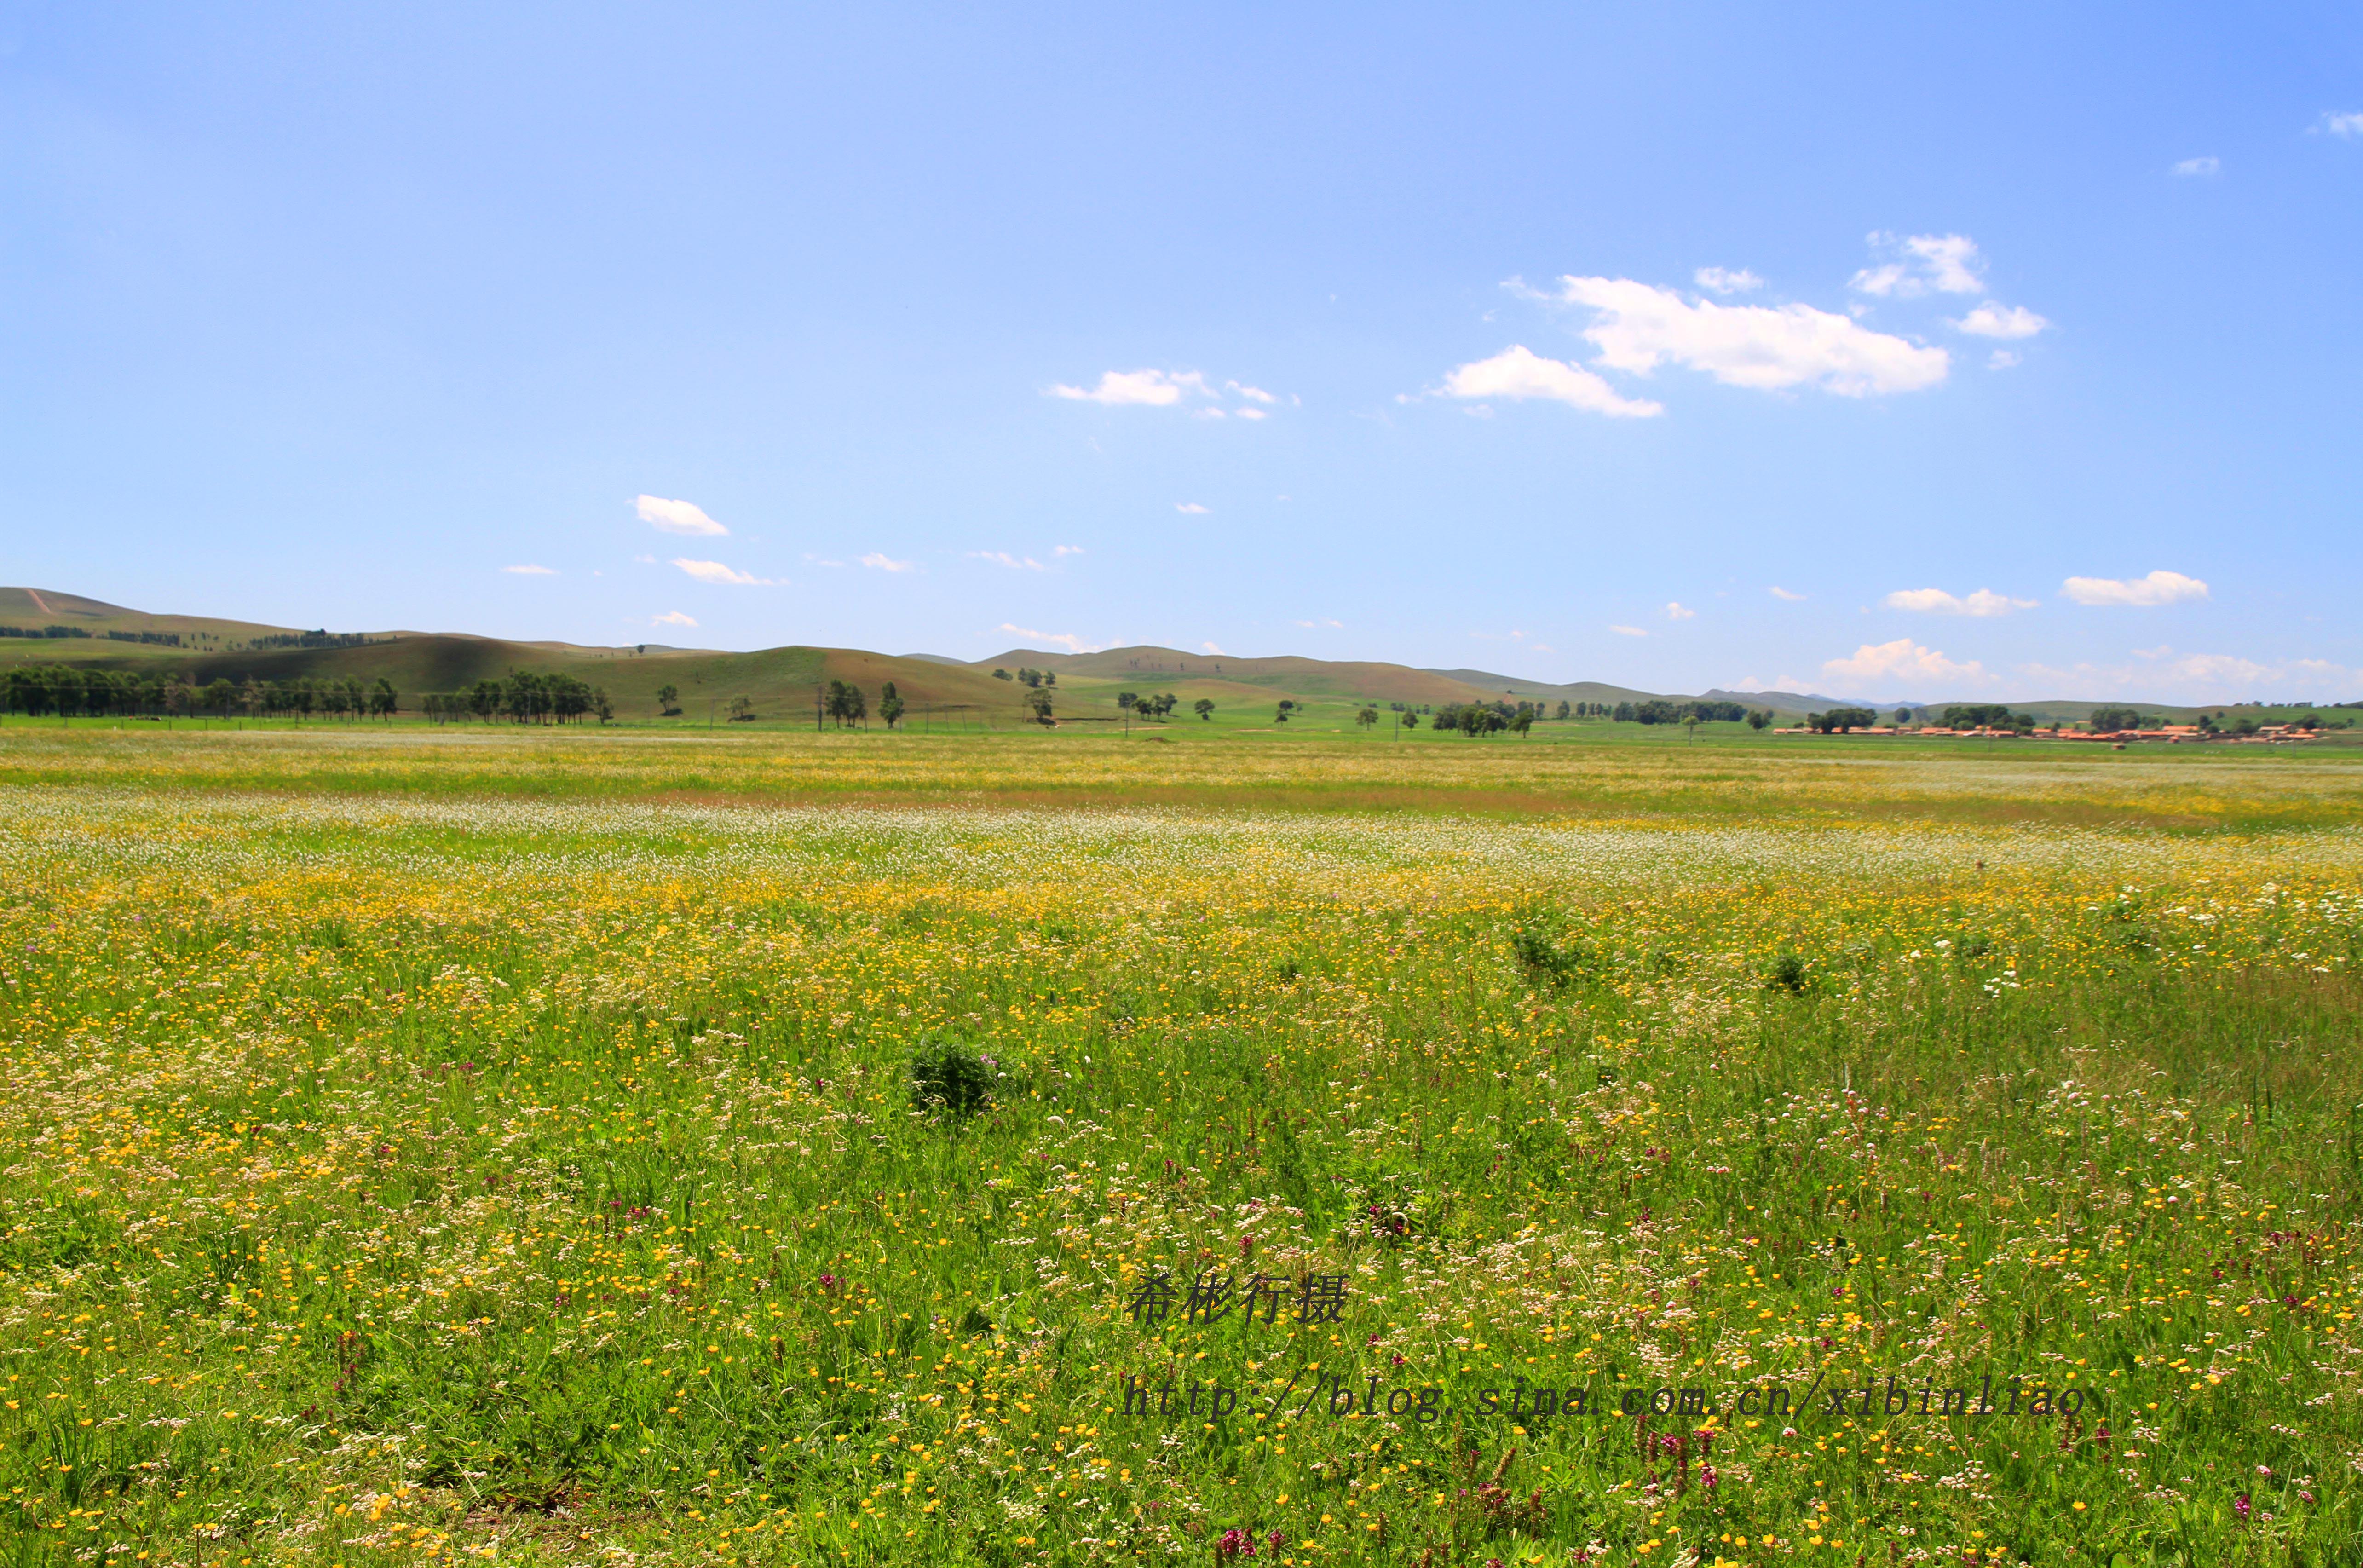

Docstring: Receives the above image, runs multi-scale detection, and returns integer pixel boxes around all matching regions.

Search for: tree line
[0,625,185,646]
[421,672,613,724]
[3,665,397,719]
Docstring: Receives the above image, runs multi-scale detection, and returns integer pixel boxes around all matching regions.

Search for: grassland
[3,728,2361,1567]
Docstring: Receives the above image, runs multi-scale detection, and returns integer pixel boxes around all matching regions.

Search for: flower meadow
[3,737,2363,1567]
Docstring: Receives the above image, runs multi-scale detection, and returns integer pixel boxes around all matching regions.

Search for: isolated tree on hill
[728,695,755,721]
[1274,700,1292,724]
[657,683,681,716]
[1747,709,1772,731]
[1356,706,1378,731]
[992,668,1012,681]
[1026,685,1054,725]
[1193,698,1214,721]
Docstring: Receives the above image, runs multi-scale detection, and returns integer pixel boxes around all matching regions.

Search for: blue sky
[4,3,2360,702]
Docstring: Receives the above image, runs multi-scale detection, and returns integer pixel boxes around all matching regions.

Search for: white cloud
[1883,587,2037,617]
[671,558,774,586]
[1439,345,1664,418]
[2061,570,2209,607]
[1988,350,2021,369]
[1053,544,1085,557]
[1609,625,1648,638]
[2018,650,2360,702]
[1666,601,1695,620]
[632,553,656,564]
[1821,638,1988,692]
[2172,156,2221,177]
[651,611,698,628]
[636,495,728,536]
[1202,641,1228,655]
[1954,303,2049,339]
[1547,277,1950,396]
[999,622,1104,654]
[2326,112,2363,138]
[968,551,1044,571]
[1229,382,1276,403]
[1769,586,1806,602]
[1048,369,1211,405]
[501,564,556,576]
[1293,618,1344,629]
[1234,408,1266,421]
[1850,233,1986,297]
[1694,267,1763,294]
[1176,503,1209,514]
[859,552,915,572]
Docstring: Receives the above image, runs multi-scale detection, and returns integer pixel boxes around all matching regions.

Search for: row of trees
[2,665,398,720]
[421,672,612,724]
[0,625,185,646]
[1119,691,1183,719]
[994,667,1058,688]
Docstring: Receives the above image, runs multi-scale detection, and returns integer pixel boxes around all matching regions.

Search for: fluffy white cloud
[1954,303,2049,339]
[636,495,727,536]
[1048,369,1210,405]
[2172,156,2221,177]
[1176,502,1210,514]
[859,553,914,572]
[1694,267,1763,294]
[2322,112,2363,138]
[1821,638,1988,691]
[501,564,556,576]
[968,551,1043,571]
[1769,585,1806,601]
[2061,570,2209,607]
[1884,587,2037,617]
[671,558,774,586]
[1666,601,1695,620]
[1609,624,1648,638]
[1228,382,1276,403]
[1000,623,1104,654]
[651,611,698,628]
[1549,278,1949,396]
[1440,345,1664,417]
[1851,233,1986,297]
[1201,641,1228,655]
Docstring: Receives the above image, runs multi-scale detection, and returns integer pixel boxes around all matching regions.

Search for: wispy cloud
[1666,601,1695,620]
[1850,233,1986,297]
[651,611,698,628]
[999,622,1104,654]
[1884,587,2037,617]
[1609,625,1648,638]
[1526,276,1950,397]
[1769,585,1806,601]
[636,495,728,536]
[859,552,915,573]
[1821,638,1988,692]
[2061,570,2208,607]
[1439,345,1664,418]
[1054,545,1085,557]
[1048,371,1283,413]
[671,558,775,586]
[1202,641,1228,656]
[2017,650,2359,702]
[1953,303,2050,339]
[968,551,1044,571]
[501,564,557,576]
[2322,112,2363,138]
[1293,618,1344,629]
[1175,502,1210,514]
[1694,267,1763,294]
[2172,156,2221,177]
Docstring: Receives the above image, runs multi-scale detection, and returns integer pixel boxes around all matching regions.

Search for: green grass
[1,730,2361,1566]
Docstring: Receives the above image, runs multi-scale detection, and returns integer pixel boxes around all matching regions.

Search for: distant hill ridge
[0,586,2179,722]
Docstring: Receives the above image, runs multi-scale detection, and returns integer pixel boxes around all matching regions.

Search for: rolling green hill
[4,589,2338,732]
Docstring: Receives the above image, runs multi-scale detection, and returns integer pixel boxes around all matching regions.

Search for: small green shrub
[909,1039,996,1119]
